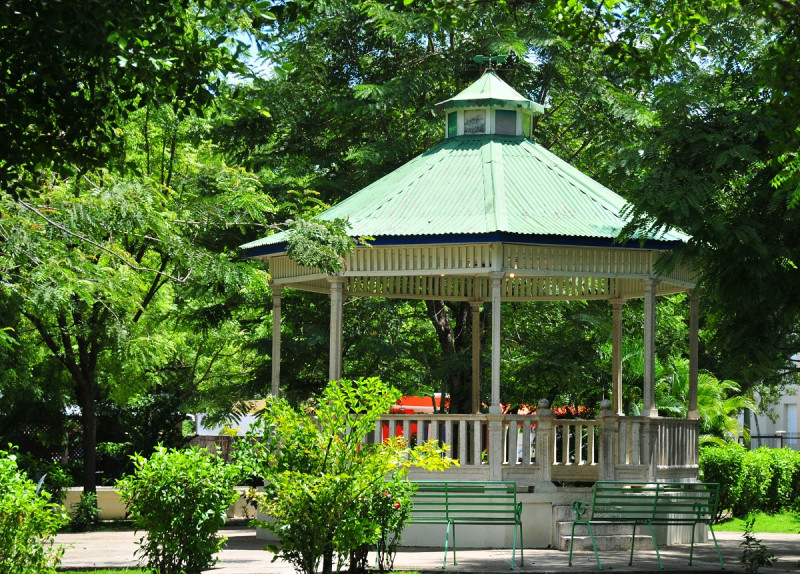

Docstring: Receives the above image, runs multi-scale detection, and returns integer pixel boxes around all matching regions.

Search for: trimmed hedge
[700,443,800,519]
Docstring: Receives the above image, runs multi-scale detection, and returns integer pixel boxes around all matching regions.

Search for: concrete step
[553,504,577,522]
[556,520,657,551]
[558,532,656,552]
[556,519,642,539]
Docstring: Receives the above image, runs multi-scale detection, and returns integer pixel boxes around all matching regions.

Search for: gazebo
[242,69,703,548]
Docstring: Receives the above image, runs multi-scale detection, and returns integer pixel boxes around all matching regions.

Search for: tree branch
[17,200,191,283]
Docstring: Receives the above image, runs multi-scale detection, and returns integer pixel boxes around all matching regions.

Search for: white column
[611,299,625,416]
[471,301,482,413]
[489,272,504,415]
[328,278,345,382]
[643,279,659,417]
[688,288,700,420]
[271,286,283,397]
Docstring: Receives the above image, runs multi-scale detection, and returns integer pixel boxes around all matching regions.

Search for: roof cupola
[437,65,545,139]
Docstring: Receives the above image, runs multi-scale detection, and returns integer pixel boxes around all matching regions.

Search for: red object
[382,395,449,442]
[388,395,448,414]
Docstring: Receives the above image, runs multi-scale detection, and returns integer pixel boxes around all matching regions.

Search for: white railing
[502,416,538,466]
[374,410,699,484]
[553,419,599,466]
[375,414,488,467]
[654,418,699,467]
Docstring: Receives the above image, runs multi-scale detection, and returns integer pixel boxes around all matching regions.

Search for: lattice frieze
[345,275,490,300]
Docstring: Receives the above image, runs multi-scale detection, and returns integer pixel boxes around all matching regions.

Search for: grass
[59,571,146,574]
[715,510,800,534]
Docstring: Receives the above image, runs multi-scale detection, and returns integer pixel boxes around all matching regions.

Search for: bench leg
[647,522,664,570]
[709,525,725,569]
[442,521,451,570]
[570,521,602,570]
[588,523,603,570]
[452,522,457,565]
[629,522,639,566]
[510,519,522,570]
[568,521,577,567]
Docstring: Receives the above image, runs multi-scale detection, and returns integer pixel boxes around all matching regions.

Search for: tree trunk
[80,384,98,495]
[322,549,333,574]
[424,300,476,414]
[742,408,752,449]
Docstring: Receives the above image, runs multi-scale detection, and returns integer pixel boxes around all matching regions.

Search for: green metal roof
[435,70,545,114]
[241,134,688,253]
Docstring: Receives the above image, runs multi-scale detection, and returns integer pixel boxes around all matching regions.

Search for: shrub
[235,377,454,574]
[701,444,800,518]
[0,448,68,573]
[69,492,101,532]
[116,445,239,574]
[740,516,775,573]
[14,453,72,505]
[735,448,775,517]
[763,448,800,513]
[369,473,413,573]
[699,442,746,519]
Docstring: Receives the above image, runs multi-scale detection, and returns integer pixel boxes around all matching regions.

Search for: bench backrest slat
[410,480,519,524]
[588,481,719,523]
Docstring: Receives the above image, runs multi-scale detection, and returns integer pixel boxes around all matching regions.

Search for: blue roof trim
[243,232,683,259]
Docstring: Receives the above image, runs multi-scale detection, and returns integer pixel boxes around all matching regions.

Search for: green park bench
[568,480,724,570]
[409,480,523,570]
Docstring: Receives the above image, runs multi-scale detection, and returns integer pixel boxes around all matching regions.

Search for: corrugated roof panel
[241,135,688,252]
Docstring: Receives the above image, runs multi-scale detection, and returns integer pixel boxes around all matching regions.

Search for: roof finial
[473,54,508,71]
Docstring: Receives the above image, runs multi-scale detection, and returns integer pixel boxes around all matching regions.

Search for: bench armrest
[572,500,591,520]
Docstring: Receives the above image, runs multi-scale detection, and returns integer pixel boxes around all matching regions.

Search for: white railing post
[642,418,657,481]
[487,413,505,480]
[596,399,617,481]
[535,399,557,492]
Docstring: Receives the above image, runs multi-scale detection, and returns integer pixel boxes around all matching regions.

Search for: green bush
[116,446,239,574]
[762,448,800,513]
[699,442,746,519]
[14,453,72,505]
[735,448,775,517]
[0,448,69,573]
[69,492,101,532]
[700,444,800,518]
[236,377,454,574]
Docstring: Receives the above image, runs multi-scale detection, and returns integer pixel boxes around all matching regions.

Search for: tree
[0,112,274,494]
[615,0,800,388]
[0,0,273,196]
[655,356,756,444]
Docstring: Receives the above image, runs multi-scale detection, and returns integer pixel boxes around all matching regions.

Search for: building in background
[746,353,799,450]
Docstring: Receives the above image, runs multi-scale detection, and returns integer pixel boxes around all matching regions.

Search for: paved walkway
[56,526,800,573]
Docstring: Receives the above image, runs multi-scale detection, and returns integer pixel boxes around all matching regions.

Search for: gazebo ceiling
[241,71,695,301]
